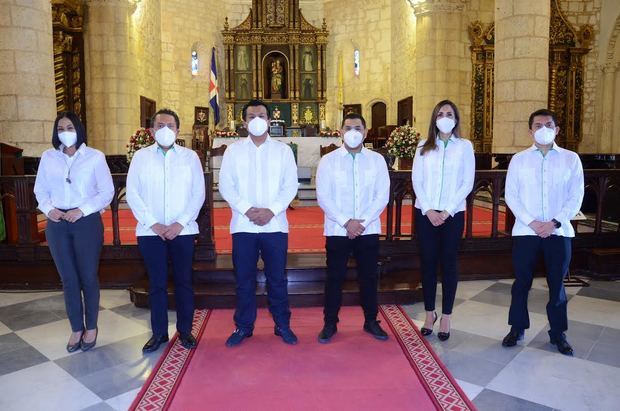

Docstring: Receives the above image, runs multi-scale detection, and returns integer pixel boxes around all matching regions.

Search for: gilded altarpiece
[52,0,86,125]
[548,0,593,151]
[222,0,328,129]
[469,22,495,153]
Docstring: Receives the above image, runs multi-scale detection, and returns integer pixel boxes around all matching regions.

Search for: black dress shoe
[225,329,253,347]
[549,332,573,356]
[502,329,524,347]
[179,333,197,349]
[421,312,438,336]
[437,331,450,341]
[274,326,298,345]
[142,334,169,353]
[318,323,337,344]
[364,320,389,341]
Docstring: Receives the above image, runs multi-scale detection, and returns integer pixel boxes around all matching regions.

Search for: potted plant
[385,125,420,170]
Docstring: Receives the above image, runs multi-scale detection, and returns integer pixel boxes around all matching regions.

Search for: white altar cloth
[211,136,342,169]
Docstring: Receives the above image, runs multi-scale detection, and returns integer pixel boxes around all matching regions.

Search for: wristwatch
[551,218,562,228]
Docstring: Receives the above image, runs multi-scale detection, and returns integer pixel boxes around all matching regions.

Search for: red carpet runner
[130,306,476,411]
[39,206,504,254]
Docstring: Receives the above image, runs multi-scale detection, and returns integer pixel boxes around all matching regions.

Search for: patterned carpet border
[129,309,210,411]
[380,305,477,411]
[131,306,476,411]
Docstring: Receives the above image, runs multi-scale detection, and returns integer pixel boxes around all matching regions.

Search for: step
[129,273,418,309]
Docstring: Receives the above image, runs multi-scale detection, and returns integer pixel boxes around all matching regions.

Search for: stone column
[598,63,617,153]
[493,0,550,152]
[0,0,56,156]
[84,0,135,154]
[413,0,469,137]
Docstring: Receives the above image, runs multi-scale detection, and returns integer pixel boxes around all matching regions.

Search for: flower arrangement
[214,129,239,138]
[126,128,154,162]
[319,129,340,137]
[386,125,420,159]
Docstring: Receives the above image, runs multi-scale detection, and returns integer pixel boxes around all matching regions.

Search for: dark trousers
[509,235,571,338]
[232,232,290,332]
[46,212,104,332]
[324,234,380,324]
[414,209,464,314]
[137,235,195,336]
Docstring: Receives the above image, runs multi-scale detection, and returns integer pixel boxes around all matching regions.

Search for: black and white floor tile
[1,277,619,410]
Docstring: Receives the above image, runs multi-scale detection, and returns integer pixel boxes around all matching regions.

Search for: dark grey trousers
[46,212,104,332]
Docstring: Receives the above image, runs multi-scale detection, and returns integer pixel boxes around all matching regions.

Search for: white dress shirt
[316,146,390,237]
[126,143,206,237]
[34,144,114,217]
[412,136,476,215]
[219,135,298,234]
[505,143,584,237]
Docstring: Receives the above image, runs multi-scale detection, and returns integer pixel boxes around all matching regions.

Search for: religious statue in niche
[302,75,315,99]
[271,58,284,96]
[273,106,282,120]
[237,46,249,71]
[237,74,250,99]
[302,47,313,72]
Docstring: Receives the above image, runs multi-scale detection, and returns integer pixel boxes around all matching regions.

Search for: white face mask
[247,117,269,137]
[343,130,364,149]
[155,126,176,147]
[436,117,456,134]
[534,126,556,146]
[58,131,77,148]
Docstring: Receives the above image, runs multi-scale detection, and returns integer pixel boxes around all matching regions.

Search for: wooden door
[397,96,413,126]
[140,96,156,128]
[371,102,387,129]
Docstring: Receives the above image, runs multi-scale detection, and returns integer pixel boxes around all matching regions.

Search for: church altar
[211,136,341,169]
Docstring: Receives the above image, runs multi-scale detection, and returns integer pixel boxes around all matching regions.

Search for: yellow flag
[337,54,344,106]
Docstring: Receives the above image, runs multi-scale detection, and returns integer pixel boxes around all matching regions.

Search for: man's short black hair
[151,108,180,129]
[528,109,557,129]
[52,111,87,150]
[341,112,366,129]
[242,100,271,121]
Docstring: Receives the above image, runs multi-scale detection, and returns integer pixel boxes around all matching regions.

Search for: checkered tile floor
[1,278,619,410]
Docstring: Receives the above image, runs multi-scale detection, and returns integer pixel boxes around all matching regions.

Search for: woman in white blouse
[412,100,475,341]
[34,112,114,352]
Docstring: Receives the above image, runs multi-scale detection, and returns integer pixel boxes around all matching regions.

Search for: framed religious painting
[194,106,209,125]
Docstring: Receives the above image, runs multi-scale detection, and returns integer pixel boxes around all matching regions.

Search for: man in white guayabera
[219,100,299,347]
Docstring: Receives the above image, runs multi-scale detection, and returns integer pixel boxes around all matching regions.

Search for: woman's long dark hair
[420,99,462,155]
[51,111,87,150]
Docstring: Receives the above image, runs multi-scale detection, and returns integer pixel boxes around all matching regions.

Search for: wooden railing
[0,172,216,261]
[1,170,619,260]
[384,169,620,243]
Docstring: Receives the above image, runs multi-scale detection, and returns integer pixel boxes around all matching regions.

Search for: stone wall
[558,0,602,152]
[129,0,162,112]
[160,0,227,142]
[323,0,392,129]
[390,0,416,127]
[0,0,56,156]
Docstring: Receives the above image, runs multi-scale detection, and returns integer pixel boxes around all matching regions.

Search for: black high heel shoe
[80,327,98,352]
[66,330,83,353]
[438,317,450,341]
[420,312,437,336]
